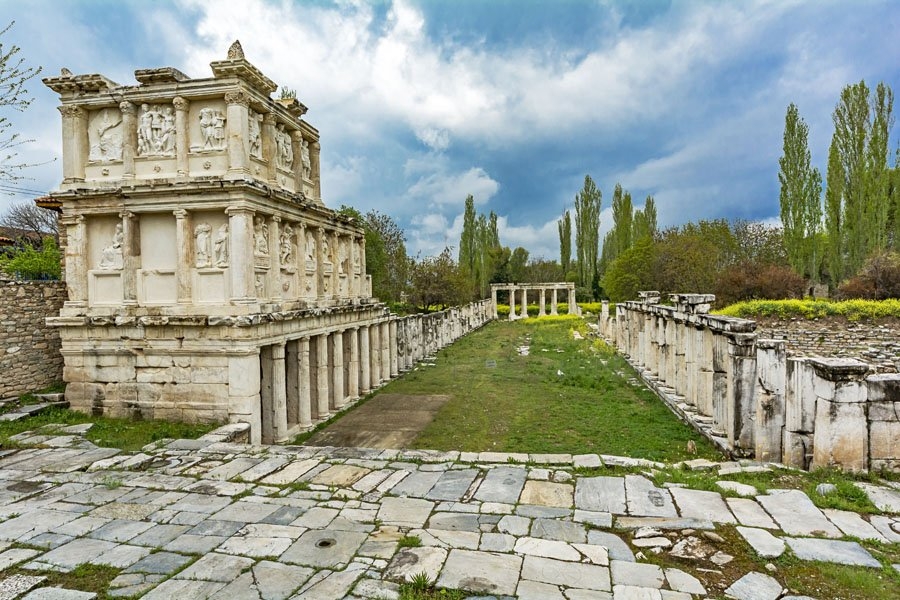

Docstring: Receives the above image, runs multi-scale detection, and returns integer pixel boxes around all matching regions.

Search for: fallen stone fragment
[723,571,784,600]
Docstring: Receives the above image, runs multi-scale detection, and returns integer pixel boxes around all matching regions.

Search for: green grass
[399,578,466,600]
[715,298,900,321]
[0,406,218,452]
[376,318,720,461]
[0,563,122,599]
[398,535,422,548]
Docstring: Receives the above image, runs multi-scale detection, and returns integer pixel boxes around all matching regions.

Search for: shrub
[716,298,900,321]
[715,262,806,306]
[0,236,61,280]
[836,252,900,300]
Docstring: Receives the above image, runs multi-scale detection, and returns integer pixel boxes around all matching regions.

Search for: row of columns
[259,321,392,443]
[396,301,493,371]
[490,283,578,320]
[60,209,366,309]
[56,97,322,200]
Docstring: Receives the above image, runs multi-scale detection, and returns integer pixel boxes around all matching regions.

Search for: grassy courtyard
[377,316,720,461]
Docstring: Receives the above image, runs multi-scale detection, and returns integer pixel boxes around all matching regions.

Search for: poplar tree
[611,184,633,258]
[778,103,823,280]
[632,196,658,242]
[557,210,571,277]
[574,175,601,290]
[458,195,477,294]
[865,83,894,252]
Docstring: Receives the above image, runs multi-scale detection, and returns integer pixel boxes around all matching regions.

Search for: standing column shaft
[389,320,399,377]
[360,325,371,392]
[491,287,498,319]
[62,215,87,305]
[348,327,360,400]
[551,288,558,315]
[173,96,189,176]
[332,330,345,409]
[119,102,136,179]
[263,113,278,184]
[381,322,391,383]
[508,287,516,321]
[271,342,288,441]
[298,337,312,428]
[370,324,381,384]
[539,289,546,316]
[174,209,192,304]
[120,212,137,305]
[316,333,330,417]
[224,90,250,176]
[520,289,528,318]
[226,207,255,302]
[316,227,326,300]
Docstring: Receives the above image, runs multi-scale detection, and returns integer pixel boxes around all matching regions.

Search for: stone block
[812,399,868,471]
[228,355,260,396]
[869,421,900,460]
[868,401,900,422]
[866,374,900,402]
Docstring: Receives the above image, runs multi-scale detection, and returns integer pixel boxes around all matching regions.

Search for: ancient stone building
[41,42,414,444]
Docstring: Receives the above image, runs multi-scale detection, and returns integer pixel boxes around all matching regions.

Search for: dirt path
[304,393,450,448]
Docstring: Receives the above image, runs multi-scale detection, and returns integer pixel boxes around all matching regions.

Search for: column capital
[225,205,254,216]
[173,208,188,219]
[58,104,86,118]
[271,215,281,223]
[224,89,251,107]
[119,210,135,220]
[291,130,304,142]
[262,111,277,125]
[119,101,137,115]
[172,96,189,111]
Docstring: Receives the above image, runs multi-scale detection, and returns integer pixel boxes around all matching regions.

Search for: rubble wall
[0,279,67,398]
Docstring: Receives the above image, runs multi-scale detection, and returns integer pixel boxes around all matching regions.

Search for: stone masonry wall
[755,317,900,373]
[0,279,67,398]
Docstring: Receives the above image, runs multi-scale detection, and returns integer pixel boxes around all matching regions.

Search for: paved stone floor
[0,424,896,599]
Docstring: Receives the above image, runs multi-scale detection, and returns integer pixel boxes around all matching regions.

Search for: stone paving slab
[0,435,896,599]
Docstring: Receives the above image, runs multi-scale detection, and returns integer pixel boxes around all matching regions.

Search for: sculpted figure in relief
[199,107,227,151]
[280,224,294,265]
[301,139,311,179]
[248,112,262,159]
[275,125,293,170]
[137,104,175,156]
[99,223,124,270]
[213,223,229,267]
[88,109,123,162]
[338,239,349,274]
[253,217,269,256]
[305,230,316,263]
[194,222,212,268]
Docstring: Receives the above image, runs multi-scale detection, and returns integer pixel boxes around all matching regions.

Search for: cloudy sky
[2,0,899,258]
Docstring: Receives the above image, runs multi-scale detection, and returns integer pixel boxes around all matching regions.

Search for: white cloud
[405,166,499,207]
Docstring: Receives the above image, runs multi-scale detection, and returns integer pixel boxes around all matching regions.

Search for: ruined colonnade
[490,282,579,320]
[599,292,900,473]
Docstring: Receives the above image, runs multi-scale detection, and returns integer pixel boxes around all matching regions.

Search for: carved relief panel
[136,103,176,157]
[88,108,123,162]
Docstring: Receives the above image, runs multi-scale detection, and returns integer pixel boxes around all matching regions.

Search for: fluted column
[262,112,277,184]
[539,288,546,316]
[173,209,192,304]
[551,288,558,315]
[360,325,371,393]
[348,327,360,400]
[491,286,498,319]
[568,285,577,314]
[389,319,399,377]
[508,287,516,321]
[58,105,87,182]
[272,342,288,441]
[316,333,330,418]
[226,207,255,303]
[520,289,528,318]
[224,90,250,177]
[381,321,391,383]
[286,340,299,427]
[173,96,189,176]
[298,337,313,428]
[359,236,367,293]
[331,231,341,300]
[119,102,136,179]
[120,211,138,306]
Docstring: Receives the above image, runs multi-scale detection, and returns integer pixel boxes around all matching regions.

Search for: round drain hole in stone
[315,538,337,549]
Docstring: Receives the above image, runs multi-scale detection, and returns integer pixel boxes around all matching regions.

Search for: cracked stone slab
[587,531,634,562]
[377,497,434,528]
[529,519,586,543]
[756,490,841,538]
[436,550,522,596]
[474,467,526,504]
[610,560,664,588]
[385,546,448,582]
[822,508,888,542]
[519,481,573,508]
[669,488,735,523]
[280,529,367,568]
[424,469,479,502]
[624,476,676,517]
[735,527,784,558]
[177,552,254,582]
[726,498,778,530]
[784,537,881,567]
[0,574,46,599]
[575,477,626,515]
[514,537,581,561]
[520,555,611,591]
[723,571,784,600]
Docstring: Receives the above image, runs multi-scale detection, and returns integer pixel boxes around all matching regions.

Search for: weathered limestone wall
[756,318,899,373]
[0,280,67,398]
[599,293,900,473]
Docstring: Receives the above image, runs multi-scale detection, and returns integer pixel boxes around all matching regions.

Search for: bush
[836,252,900,300]
[0,236,61,280]
[715,262,806,306]
[716,298,900,321]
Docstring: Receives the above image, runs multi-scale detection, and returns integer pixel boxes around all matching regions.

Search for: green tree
[574,175,601,292]
[612,185,633,258]
[557,209,571,277]
[0,235,60,280]
[459,194,477,291]
[408,247,468,312]
[779,103,823,280]
[601,237,657,302]
[825,138,844,284]
[338,206,408,303]
[632,196,657,242]
[508,246,529,282]
[0,22,42,183]
[865,82,894,252]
